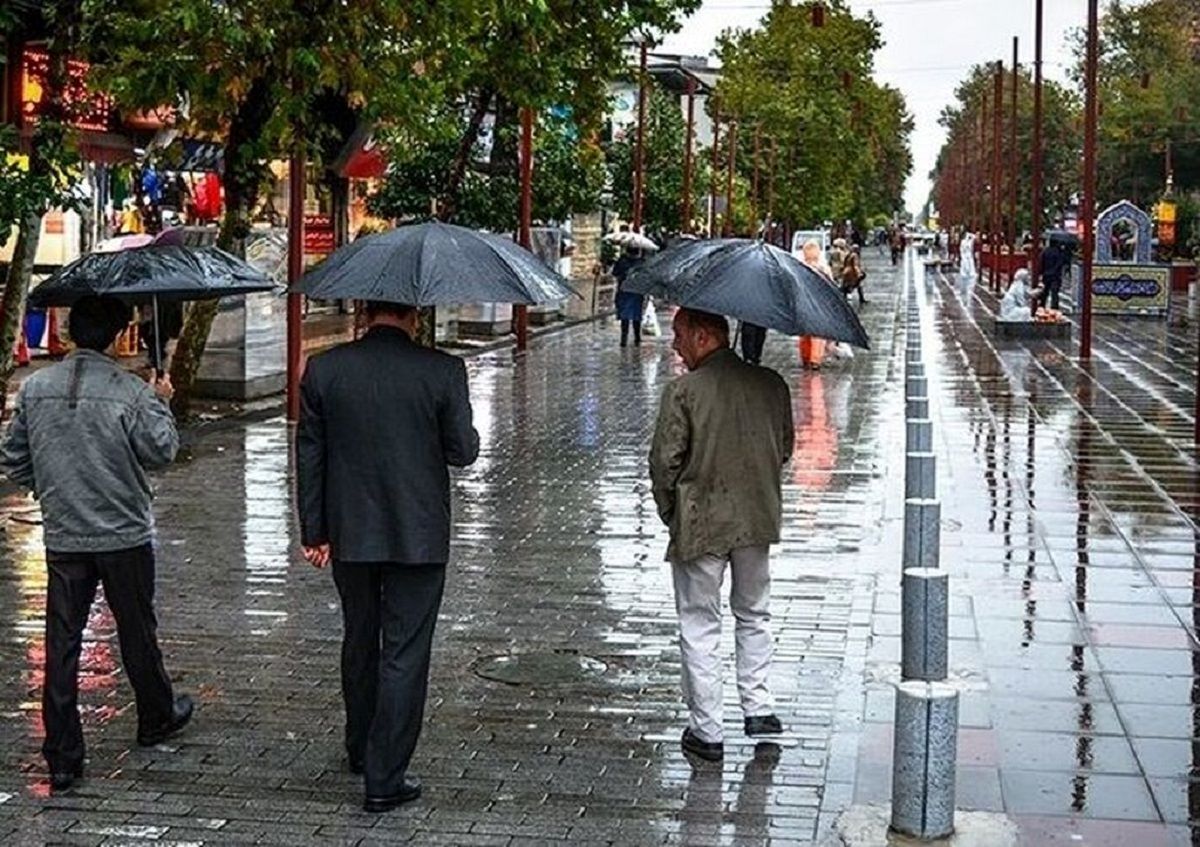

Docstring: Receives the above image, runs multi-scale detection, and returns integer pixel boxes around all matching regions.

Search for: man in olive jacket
[297,300,479,813]
[650,308,794,761]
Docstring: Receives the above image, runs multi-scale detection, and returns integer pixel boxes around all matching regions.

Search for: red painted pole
[723,120,737,237]
[286,148,305,424]
[681,75,696,233]
[515,105,533,352]
[1031,0,1045,291]
[1009,37,1019,271]
[1080,0,1098,360]
[632,39,648,231]
[752,123,761,235]
[992,61,1003,290]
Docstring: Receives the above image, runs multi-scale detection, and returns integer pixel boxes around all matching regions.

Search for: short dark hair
[68,296,133,351]
[363,300,418,321]
[677,308,729,341]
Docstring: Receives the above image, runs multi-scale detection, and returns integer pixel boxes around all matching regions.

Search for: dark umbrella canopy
[28,245,275,308]
[294,221,579,305]
[625,238,870,348]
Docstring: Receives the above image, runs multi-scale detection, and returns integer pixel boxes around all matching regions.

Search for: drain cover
[473,652,607,685]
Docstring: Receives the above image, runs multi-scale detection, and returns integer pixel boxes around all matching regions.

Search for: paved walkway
[1,251,1199,845]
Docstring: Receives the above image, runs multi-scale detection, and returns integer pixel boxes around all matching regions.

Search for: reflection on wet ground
[2,253,1200,843]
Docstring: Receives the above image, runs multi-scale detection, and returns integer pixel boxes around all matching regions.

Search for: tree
[714,0,913,231]
[82,0,468,415]
[607,85,692,238]
[0,1,84,411]
[930,64,1081,236]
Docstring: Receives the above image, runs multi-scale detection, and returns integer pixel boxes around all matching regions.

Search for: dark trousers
[740,323,767,365]
[1040,276,1063,311]
[43,544,175,772]
[333,562,446,796]
[620,320,642,346]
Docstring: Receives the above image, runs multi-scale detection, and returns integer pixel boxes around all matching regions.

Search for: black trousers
[740,323,767,365]
[1041,276,1063,311]
[332,562,446,796]
[43,544,175,772]
[620,320,642,346]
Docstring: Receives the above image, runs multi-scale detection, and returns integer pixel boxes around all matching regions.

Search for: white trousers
[672,545,774,743]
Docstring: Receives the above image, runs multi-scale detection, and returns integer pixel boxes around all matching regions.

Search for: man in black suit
[296,301,479,813]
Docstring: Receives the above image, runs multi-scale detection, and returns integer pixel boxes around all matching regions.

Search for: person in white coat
[958,231,977,281]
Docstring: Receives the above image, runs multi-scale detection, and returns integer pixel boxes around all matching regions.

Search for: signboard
[21,48,112,132]
[303,214,335,255]
[1088,263,1170,316]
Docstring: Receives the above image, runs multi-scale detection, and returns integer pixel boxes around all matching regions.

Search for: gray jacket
[650,348,794,563]
[0,350,178,552]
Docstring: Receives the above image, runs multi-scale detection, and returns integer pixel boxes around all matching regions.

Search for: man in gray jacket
[650,308,794,761]
[0,296,192,792]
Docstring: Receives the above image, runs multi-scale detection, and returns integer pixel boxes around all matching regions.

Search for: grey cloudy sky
[659,0,1119,214]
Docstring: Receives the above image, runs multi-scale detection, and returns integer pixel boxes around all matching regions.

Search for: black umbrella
[293,220,579,305]
[624,238,870,348]
[28,245,275,371]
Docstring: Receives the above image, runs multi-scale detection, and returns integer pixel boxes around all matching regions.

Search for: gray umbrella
[624,238,870,348]
[294,221,579,305]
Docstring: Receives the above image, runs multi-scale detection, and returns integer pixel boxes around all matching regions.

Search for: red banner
[304,214,335,255]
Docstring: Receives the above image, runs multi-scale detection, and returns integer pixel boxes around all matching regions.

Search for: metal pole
[681,75,696,234]
[724,120,738,237]
[992,61,1003,291]
[1080,0,1099,360]
[633,39,649,232]
[515,105,533,352]
[709,99,721,238]
[1009,37,1019,273]
[1031,0,1045,290]
[286,148,305,424]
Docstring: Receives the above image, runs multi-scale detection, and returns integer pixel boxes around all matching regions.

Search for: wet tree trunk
[169,79,273,418]
[0,217,44,416]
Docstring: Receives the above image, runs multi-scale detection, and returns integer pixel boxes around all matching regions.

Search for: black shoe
[363,777,422,813]
[49,763,82,793]
[138,694,194,746]
[681,728,724,762]
[744,714,784,736]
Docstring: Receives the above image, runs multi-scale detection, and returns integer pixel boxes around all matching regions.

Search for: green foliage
[607,85,694,238]
[714,0,913,229]
[931,63,1081,234]
[369,110,604,231]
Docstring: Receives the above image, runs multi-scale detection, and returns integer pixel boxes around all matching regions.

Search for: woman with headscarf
[797,239,835,369]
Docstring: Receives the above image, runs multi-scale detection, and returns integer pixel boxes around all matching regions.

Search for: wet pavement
[1,251,1199,844]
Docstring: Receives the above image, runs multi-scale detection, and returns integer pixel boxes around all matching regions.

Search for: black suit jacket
[296,326,480,563]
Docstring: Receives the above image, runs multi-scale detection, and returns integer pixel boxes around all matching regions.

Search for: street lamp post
[1080,0,1099,360]
[515,105,533,352]
[681,75,696,233]
[1031,0,1045,292]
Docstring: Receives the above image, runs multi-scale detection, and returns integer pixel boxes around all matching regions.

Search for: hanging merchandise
[141,164,163,204]
[193,172,224,221]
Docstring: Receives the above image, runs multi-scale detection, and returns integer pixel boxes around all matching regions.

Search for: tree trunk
[168,79,273,418]
[439,87,494,221]
[0,214,44,416]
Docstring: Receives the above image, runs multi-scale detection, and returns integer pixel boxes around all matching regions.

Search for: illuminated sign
[21,48,113,132]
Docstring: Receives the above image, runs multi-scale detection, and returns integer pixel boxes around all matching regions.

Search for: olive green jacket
[649,348,794,563]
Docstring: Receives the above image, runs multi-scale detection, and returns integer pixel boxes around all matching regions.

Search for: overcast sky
[659,0,1120,213]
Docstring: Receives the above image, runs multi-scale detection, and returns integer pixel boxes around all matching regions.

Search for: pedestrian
[841,245,868,305]
[650,308,794,762]
[958,230,977,282]
[0,295,192,793]
[296,300,479,814]
[740,321,767,366]
[1037,239,1070,311]
[612,246,646,347]
[828,238,848,287]
[797,239,834,369]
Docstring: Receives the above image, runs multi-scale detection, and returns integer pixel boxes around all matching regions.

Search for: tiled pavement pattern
[2,249,1200,845]
[0,261,899,846]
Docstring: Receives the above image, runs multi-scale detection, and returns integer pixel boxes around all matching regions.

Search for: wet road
[1,251,1199,844]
